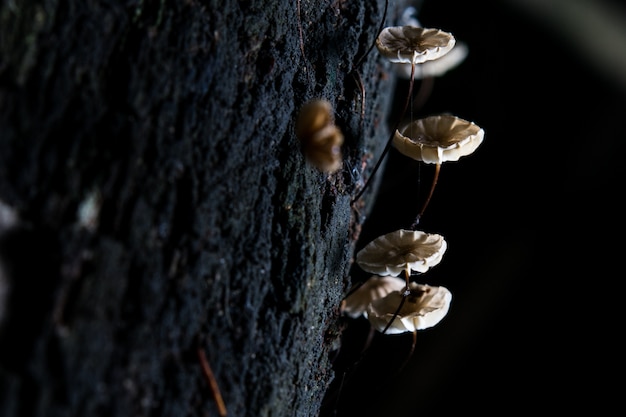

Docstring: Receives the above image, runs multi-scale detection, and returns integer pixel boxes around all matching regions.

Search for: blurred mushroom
[295,99,344,173]
[395,41,469,80]
[356,229,447,284]
[0,199,18,234]
[393,114,484,224]
[341,275,406,319]
[398,5,422,29]
[366,282,452,334]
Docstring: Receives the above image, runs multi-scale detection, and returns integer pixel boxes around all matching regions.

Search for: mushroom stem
[395,330,418,377]
[404,264,411,288]
[361,325,376,356]
[382,267,411,335]
[381,294,407,335]
[412,75,435,113]
[352,60,416,204]
[412,162,440,227]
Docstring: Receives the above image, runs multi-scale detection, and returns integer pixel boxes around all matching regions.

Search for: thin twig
[197,347,227,417]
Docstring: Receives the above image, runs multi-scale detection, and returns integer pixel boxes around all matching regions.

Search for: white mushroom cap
[356,229,447,277]
[393,114,484,164]
[341,276,407,319]
[375,26,456,65]
[366,283,452,334]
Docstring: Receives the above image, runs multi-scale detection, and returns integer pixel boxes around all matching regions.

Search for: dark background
[325,0,626,415]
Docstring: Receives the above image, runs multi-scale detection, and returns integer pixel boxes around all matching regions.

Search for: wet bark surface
[0,1,398,416]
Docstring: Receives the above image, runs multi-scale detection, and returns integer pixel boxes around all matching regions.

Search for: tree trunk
[0,0,397,416]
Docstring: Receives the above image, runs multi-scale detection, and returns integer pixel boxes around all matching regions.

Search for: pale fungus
[375,26,456,65]
[341,275,407,319]
[355,229,447,280]
[366,282,452,334]
[394,114,484,224]
[295,99,344,173]
[393,114,484,164]
[392,8,468,80]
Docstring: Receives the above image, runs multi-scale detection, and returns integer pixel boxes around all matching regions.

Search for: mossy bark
[0,1,396,416]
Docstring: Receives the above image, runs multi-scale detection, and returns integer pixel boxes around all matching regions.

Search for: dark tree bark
[0,0,397,416]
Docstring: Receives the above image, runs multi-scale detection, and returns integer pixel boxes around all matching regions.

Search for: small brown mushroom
[295,99,344,173]
[366,282,452,334]
[356,229,447,280]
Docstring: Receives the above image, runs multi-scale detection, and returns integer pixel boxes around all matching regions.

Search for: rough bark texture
[0,1,397,416]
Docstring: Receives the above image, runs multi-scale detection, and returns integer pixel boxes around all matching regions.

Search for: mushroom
[366,282,452,334]
[390,9,468,81]
[393,114,484,224]
[394,114,484,164]
[366,282,452,361]
[341,275,407,319]
[355,229,447,286]
[295,99,344,173]
[375,26,456,65]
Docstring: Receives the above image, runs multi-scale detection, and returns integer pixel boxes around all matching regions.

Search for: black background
[325,0,626,415]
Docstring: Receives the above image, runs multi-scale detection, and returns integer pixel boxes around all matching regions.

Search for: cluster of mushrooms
[342,22,484,343]
[295,14,485,342]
